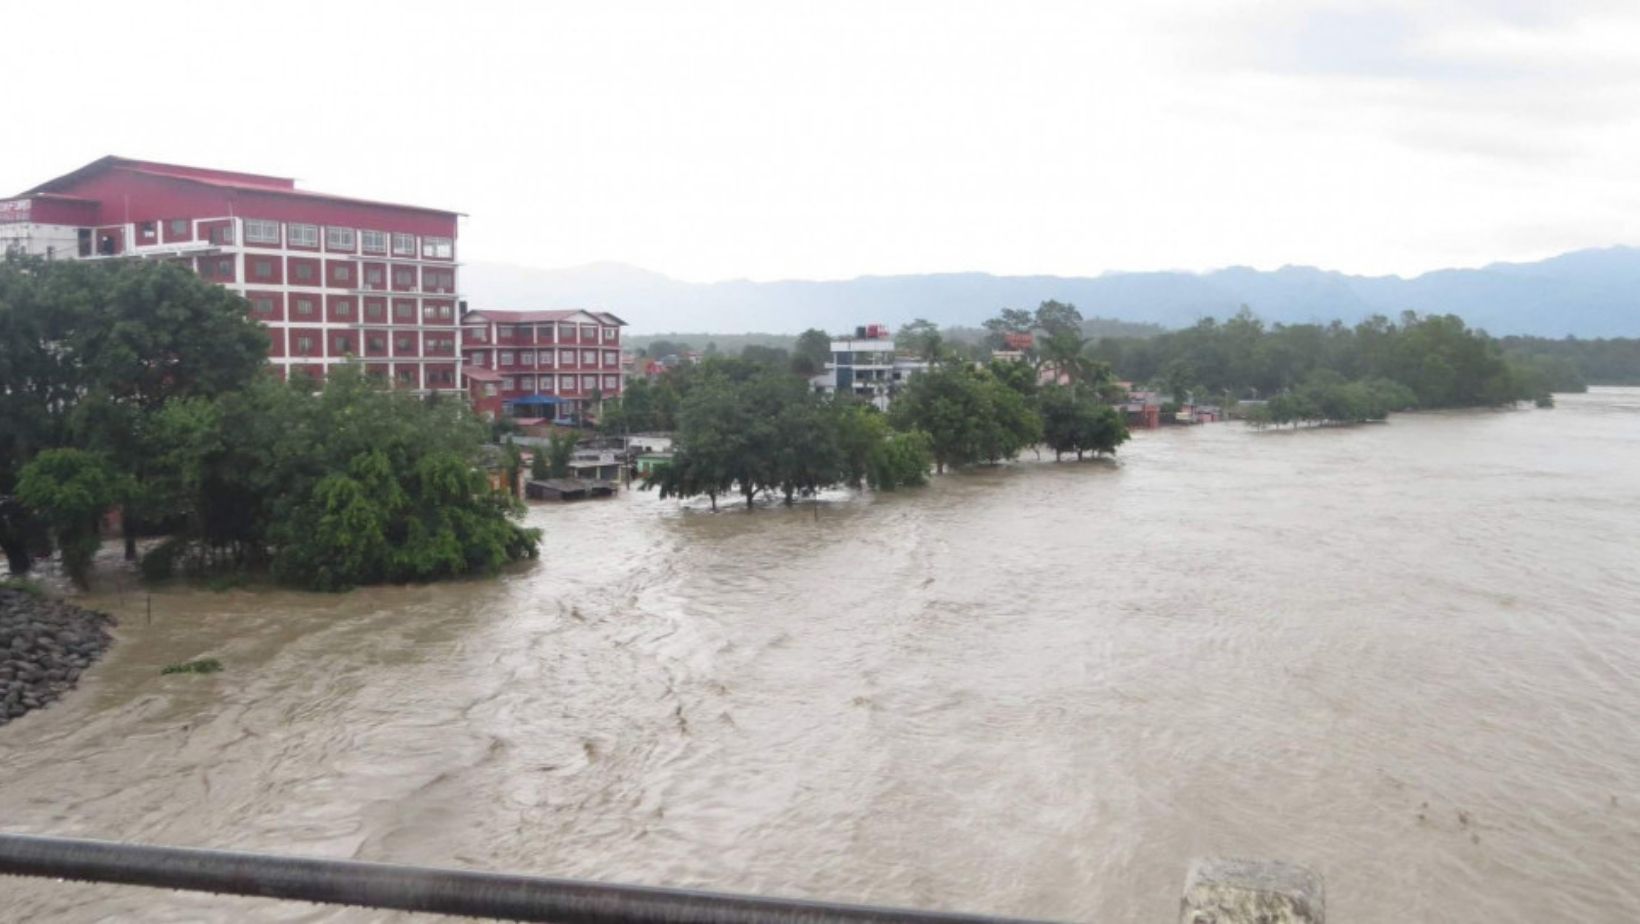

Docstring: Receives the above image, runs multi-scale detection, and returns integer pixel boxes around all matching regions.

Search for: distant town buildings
[809,324,929,410]
[1,156,465,394]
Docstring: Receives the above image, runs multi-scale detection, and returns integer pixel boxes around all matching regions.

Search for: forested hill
[463,247,1640,338]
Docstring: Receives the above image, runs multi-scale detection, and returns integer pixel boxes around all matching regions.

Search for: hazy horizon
[8,2,1640,284]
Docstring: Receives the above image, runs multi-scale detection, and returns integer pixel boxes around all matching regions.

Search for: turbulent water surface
[3,389,1639,922]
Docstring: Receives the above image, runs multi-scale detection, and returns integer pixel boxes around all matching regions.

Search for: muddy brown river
[3,390,1639,922]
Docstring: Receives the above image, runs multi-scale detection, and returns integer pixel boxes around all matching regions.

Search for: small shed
[526,478,617,501]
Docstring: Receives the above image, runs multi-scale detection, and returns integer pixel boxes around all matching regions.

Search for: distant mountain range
[462,246,1640,337]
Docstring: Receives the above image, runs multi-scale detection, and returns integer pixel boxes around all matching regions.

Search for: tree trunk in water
[123,515,138,561]
[2,540,29,576]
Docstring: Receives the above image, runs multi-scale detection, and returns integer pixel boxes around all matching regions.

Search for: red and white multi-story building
[1,156,464,393]
[460,309,627,423]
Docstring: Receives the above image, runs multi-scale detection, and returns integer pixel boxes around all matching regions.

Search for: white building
[808,324,930,411]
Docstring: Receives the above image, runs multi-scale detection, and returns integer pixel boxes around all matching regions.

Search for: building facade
[1,156,464,393]
[460,309,627,422]
[809,324,929,411]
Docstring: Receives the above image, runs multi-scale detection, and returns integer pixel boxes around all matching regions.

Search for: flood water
[3,389,1639,922]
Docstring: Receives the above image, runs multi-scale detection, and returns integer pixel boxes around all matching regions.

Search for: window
[604,375,618,390]
[244,219,280,244]
[366,300,384,319]
[560,349,575,365]
[561,375,577,391]
[334,300,352,317]
[424,305,437,320]
[582,350,596,365]
[541,377,554,393]
[501,377,515,391]
[497,325,514,339]
[603,350,618,367]
[139,221,156,240]
[421,236,453,259]
[287,223,319,247]
[168,218,188,236]
[437,304,453,319]
[333,264,352,282]
[368,335,385,352]
[293,262,315,282]
[396,335,413,350]
[391,233,415,255]
[397,368,416,385]
[394,301,413,319]
[334,336,352,354]
[251,296,275,315]
[583,375,597,391]
[209,225,235,245]
[559,323,575,340]
[295,335,313,355]
[214,258,235,278]
[581,325,596,341]
[360,230,387,253]
[500,351,514,366]
[467,328,487,343]
[326,227,355,249]
[394,268,414,286]
[253,259,274,280]
[295,298,315,316]
[520,351,534,365]
[365,266,383,288]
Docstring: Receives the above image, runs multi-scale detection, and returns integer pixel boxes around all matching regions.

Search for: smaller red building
[461,309,627,423]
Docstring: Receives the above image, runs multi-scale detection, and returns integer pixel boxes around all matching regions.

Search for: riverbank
[0,585,116,725]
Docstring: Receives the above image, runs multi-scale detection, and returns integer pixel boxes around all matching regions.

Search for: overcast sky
[7,0,1640,282]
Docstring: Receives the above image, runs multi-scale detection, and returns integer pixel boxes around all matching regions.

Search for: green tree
[546,431,578,478]
[792,327,833,376]
[15,449,124,588]
[1034,300,1084,337]
[0,256,267,570]
[896,318,944,362]
[889,364,1041,472]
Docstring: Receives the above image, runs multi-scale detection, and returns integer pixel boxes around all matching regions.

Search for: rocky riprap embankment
[0,588,115,725]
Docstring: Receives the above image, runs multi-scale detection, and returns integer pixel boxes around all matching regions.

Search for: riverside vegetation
[609,305,1132,510]
[0,255,540,591]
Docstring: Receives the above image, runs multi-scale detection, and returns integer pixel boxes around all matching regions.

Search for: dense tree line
[624,337,1131,509]
[0,256,538,589]
[1499,335,1640,387]
[1087,308,1553,408]
[641,362,932,509]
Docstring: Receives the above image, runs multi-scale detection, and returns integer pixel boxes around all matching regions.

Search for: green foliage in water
[15,449,126,588]
[889,363,1043,472]
[160,658,223,675]
[0,576,47,598]
[1039,386,1130,460]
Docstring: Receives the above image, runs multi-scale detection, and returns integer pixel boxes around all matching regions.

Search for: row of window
[500,374,621,393]
[287,333,458,355]
[239,218,452,258]
[490,349,620,367]
[276,364,461,389]
[240,256,456,291]
[473,323,618,343]
[249,295,455,321]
